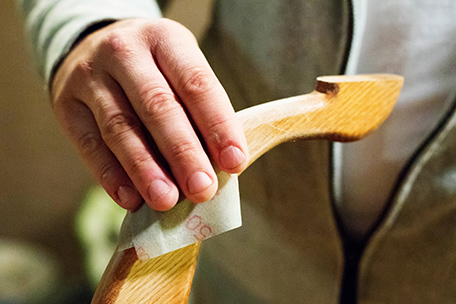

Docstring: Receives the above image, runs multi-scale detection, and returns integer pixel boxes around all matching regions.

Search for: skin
[51,18,249,211]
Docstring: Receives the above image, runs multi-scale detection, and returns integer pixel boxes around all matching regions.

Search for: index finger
[150,19,249,174]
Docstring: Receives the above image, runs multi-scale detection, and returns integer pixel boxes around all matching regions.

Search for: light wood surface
[91,74,403,303]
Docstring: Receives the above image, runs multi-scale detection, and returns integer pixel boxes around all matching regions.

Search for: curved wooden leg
[91,74,403,303]
[92,242,201,303]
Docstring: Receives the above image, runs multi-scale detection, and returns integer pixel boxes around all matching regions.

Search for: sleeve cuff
[22,0,162,88]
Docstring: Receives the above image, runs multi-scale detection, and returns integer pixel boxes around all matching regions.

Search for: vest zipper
[328,0,359,302]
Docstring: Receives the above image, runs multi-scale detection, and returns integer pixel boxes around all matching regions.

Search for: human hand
[51,18,248,211]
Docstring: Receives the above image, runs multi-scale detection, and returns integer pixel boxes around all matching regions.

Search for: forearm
[18,0,162,86]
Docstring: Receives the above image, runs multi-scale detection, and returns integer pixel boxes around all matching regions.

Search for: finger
[53,96,143,210]
[79,74,181,211]
[152,20,249,174]
[102,32,218,204]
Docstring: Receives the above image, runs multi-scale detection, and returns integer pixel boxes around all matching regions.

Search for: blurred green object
[0,239,60,304]
[75,186,126,287]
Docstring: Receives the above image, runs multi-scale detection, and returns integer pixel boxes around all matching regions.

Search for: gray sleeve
[18,0,162,87]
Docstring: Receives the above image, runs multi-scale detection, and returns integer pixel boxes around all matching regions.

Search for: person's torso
[191,0,456,303]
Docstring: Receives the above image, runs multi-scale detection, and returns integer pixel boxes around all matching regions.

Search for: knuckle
[72,59,96,80]
[168,141,199,162]
[154,18,187,36]
[128,154,153,176]
[99,31,136,59]
[206,116,232,136]
[139,88,180,122]
[101,111,142,143]
[76,130,103,158]
[203,116,235,149]
[181,68,215,99]
[149,18,197,50]
[98,162,119,185]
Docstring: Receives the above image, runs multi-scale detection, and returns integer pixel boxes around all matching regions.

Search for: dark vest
[191,1,456,303]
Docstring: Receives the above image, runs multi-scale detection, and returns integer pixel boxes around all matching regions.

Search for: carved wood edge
[91,74,403,303]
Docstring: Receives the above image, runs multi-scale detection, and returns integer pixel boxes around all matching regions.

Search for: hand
[51,18,248,211]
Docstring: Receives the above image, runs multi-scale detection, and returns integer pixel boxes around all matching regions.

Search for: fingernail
[219,145,245,170]
[188,171,213,195]
[116,185,137,206]
[148,180,172,201]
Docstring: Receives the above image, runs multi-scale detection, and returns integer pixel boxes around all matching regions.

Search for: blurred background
[0,0,212,302]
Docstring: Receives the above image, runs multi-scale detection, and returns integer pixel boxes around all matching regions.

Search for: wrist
[49,19,118,93]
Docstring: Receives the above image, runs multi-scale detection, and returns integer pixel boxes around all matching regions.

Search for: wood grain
[91,74,403,303]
